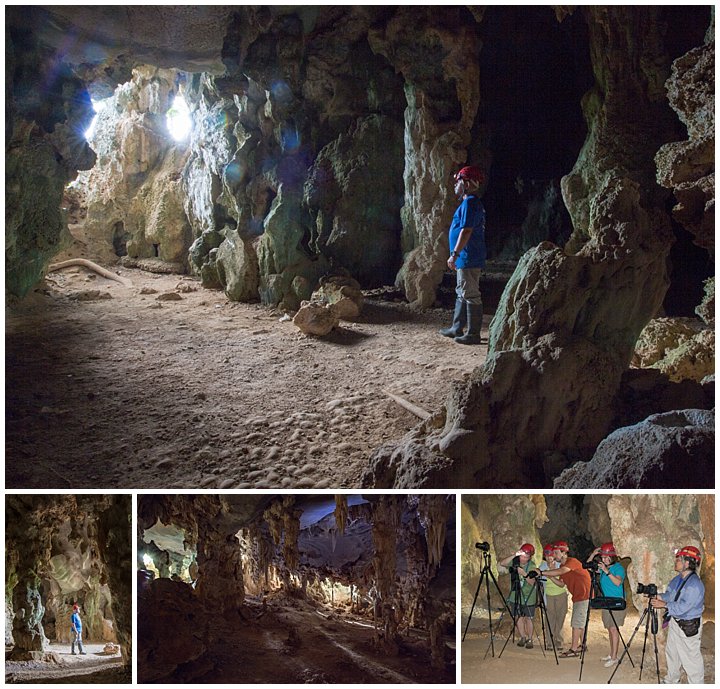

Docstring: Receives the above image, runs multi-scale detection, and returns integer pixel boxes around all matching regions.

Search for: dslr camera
[526,570,540,580]
[475,541,490,553]
[582,556,600,572]
[636,582,658,596]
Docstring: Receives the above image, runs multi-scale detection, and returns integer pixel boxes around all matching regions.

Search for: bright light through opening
[166,95,191,141]
[142,553,153,568]
[84,99,107,141]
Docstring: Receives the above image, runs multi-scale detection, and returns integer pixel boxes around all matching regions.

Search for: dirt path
[6,266,489,489]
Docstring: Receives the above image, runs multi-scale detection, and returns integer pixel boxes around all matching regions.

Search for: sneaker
[525,639,533,649]
[601,655,612,662]
[603,658,617,668]
[517,638,526,647]
[80,651,87,655]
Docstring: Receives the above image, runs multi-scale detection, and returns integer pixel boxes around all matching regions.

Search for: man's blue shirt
[448,195,486,269]
[71,612,82,632]
[661,572,705,620]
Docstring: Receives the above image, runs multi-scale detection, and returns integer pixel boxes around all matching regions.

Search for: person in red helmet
[650,545,705,684]
[499,543,538,648]
[70,603,86,655]
[587,542,626,667]
[540,540,591,658]
[439,165,487,345]
[539,543,568,650]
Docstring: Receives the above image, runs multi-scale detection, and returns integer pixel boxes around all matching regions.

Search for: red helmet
[519,543,535,556]
[72,604,79,611]
[553,541,569,552]
[675,546,702,564]
[599,542,617,557]
[455,166,485,185]
[543,543,555,555]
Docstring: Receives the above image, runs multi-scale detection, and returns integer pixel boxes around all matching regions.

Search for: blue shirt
[448,195,486,269]
[71,612,82,632]
[661,572,705,620]
[600,563,625,598]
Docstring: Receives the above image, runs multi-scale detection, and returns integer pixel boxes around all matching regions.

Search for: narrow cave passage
[137,494,455,684]
[5,495,132,684]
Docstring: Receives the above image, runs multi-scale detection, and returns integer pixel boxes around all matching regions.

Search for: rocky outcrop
[633,317,714,383]
[76,66,192,267]
[554,409,715,488]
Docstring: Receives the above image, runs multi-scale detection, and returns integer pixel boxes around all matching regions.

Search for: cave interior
[137,493,455,684]
[4,495,132,684]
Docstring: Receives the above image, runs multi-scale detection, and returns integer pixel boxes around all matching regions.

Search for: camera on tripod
[636,582,658,596]
[475,541,490,552]
[582,557,600,572]
[526,570,539,580]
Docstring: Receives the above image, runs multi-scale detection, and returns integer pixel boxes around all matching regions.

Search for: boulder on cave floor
[292,301,339,336]
[311,275,364,321]
[554,409,714,489]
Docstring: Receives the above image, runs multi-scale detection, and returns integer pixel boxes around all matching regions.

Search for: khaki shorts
[571,598,589,628]
[602,607,627,629]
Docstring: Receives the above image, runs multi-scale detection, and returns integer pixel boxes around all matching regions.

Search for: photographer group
[495,540,705,682]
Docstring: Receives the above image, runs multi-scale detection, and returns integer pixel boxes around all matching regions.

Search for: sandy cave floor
[6,264,490,490]
[142,595,454,684]
[461,611,715,684]
[5,642,127,684]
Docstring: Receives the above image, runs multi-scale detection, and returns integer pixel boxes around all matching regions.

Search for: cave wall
[4,495,131,662]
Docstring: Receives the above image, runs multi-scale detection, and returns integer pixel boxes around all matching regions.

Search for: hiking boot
[525,639,534,649]
[517,637,526,647]
[440,298,466,338]
[454,302,483,345]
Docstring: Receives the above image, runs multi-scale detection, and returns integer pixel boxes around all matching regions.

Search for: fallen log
[382,389,431,420]
[48,258,133,287]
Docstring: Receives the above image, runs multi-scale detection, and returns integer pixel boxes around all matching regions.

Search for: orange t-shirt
[559,557,591,602]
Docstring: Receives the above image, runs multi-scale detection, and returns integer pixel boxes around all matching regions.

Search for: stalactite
[334,495,348,536]
[418,495,450,570]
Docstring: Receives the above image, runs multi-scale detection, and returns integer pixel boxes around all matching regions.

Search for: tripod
[579,568,634,681]
[534,575,559,664]
[498,567,554,661]
[462,548,517,657]
[607,595,660,684]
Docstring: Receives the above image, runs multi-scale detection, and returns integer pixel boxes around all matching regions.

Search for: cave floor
[461,613,715,684]
[6,265,488,489]
[5,642,126,683]
[142,596,454,684]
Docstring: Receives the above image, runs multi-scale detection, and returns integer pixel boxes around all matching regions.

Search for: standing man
[440,165,487,345]
[499,543,538,649]
[539,543,568,651]
[71,603,86,656]
[540,540,591,658]
[650,545,705,684]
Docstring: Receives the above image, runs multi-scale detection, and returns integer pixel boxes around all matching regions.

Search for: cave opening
[474,6,593,262]
[461,494,715,683]
[138,494,456,684]
[166,93,192,141]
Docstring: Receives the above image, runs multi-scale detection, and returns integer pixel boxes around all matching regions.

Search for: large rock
[633,317,714,383]
[554,409,715,488]
[311,275,364,321]
[215,227,260,301]
[292,302,339,336]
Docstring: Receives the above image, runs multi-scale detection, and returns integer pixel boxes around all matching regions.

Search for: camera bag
[590,596,626,611]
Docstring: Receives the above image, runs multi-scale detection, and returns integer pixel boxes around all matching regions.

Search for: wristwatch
[450,250,458,258]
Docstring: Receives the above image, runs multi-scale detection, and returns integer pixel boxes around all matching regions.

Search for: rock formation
[5,495,131,669]
[138,493,454,683]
